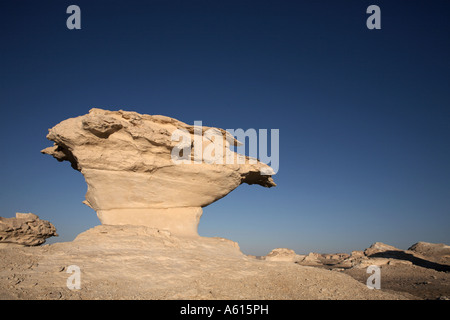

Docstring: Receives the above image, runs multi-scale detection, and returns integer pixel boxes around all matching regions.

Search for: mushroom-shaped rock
[0,213,58,246]
[42,109,276,237]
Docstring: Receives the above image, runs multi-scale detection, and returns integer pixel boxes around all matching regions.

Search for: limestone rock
[407,242,450,265]
[344,242,450,270]
[364,242,401,257]
[387,259,413,266]
[264,248,303,262]
[322,253,350,261]
[300,252,323,265]
[42,109,276,237]
[356,258,390,268]
[0,213,58,246]
[408,242,450,258]
[0,225,409,300]
[350,250,365,258]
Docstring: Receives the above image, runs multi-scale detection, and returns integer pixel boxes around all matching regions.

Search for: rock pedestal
[97,207,203,238]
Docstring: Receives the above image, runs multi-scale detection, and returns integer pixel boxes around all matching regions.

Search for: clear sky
[1,0,449,256]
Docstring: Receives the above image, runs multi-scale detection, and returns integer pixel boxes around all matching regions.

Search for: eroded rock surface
[0,213,57,246]
[269,242,450,273]
[42,109,276,236]
[408,242,450,265]
[264,248,303,262]
[0,225,409,300]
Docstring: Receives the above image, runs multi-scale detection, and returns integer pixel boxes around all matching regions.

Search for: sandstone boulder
[42,109,276,237]
[0,213,57,246]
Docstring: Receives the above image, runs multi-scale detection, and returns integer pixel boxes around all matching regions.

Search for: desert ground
[1,224,448,300]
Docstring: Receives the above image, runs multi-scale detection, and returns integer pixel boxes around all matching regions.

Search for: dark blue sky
[1,0,449,255]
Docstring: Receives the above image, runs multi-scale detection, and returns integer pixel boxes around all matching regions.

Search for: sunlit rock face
[42,108,276,237]
[0,213,58,246]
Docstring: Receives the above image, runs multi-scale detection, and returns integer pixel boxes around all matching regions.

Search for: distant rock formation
[363,242,401,257]
[262,241,450,273]
[0,225,409,300]
[408,242,450,264]
[0,213,57,246]
[264,248,303,262]
[42,109,276,237]
[263,248,352,265]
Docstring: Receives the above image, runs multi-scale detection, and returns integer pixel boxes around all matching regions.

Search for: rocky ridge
[260,241,450,299]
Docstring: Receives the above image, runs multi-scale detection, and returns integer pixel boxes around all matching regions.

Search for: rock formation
[263,248,351,266]
[408,242,450,264]
[41,108,276,237]
[0,225,410,300]
[0,213,58,246]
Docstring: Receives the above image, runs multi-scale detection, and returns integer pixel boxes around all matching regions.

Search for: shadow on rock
[368,251,450,272]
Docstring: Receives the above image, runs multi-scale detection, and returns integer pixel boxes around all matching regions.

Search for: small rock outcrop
[408,242,450,257]
[0,213,58,246]
[264,248,303,262]
[408,242,450,265]
[339,242,408,268]
[333,242,450,270]
[363,242,401,257]
[42,109,276,237]
[264,249,353,266]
